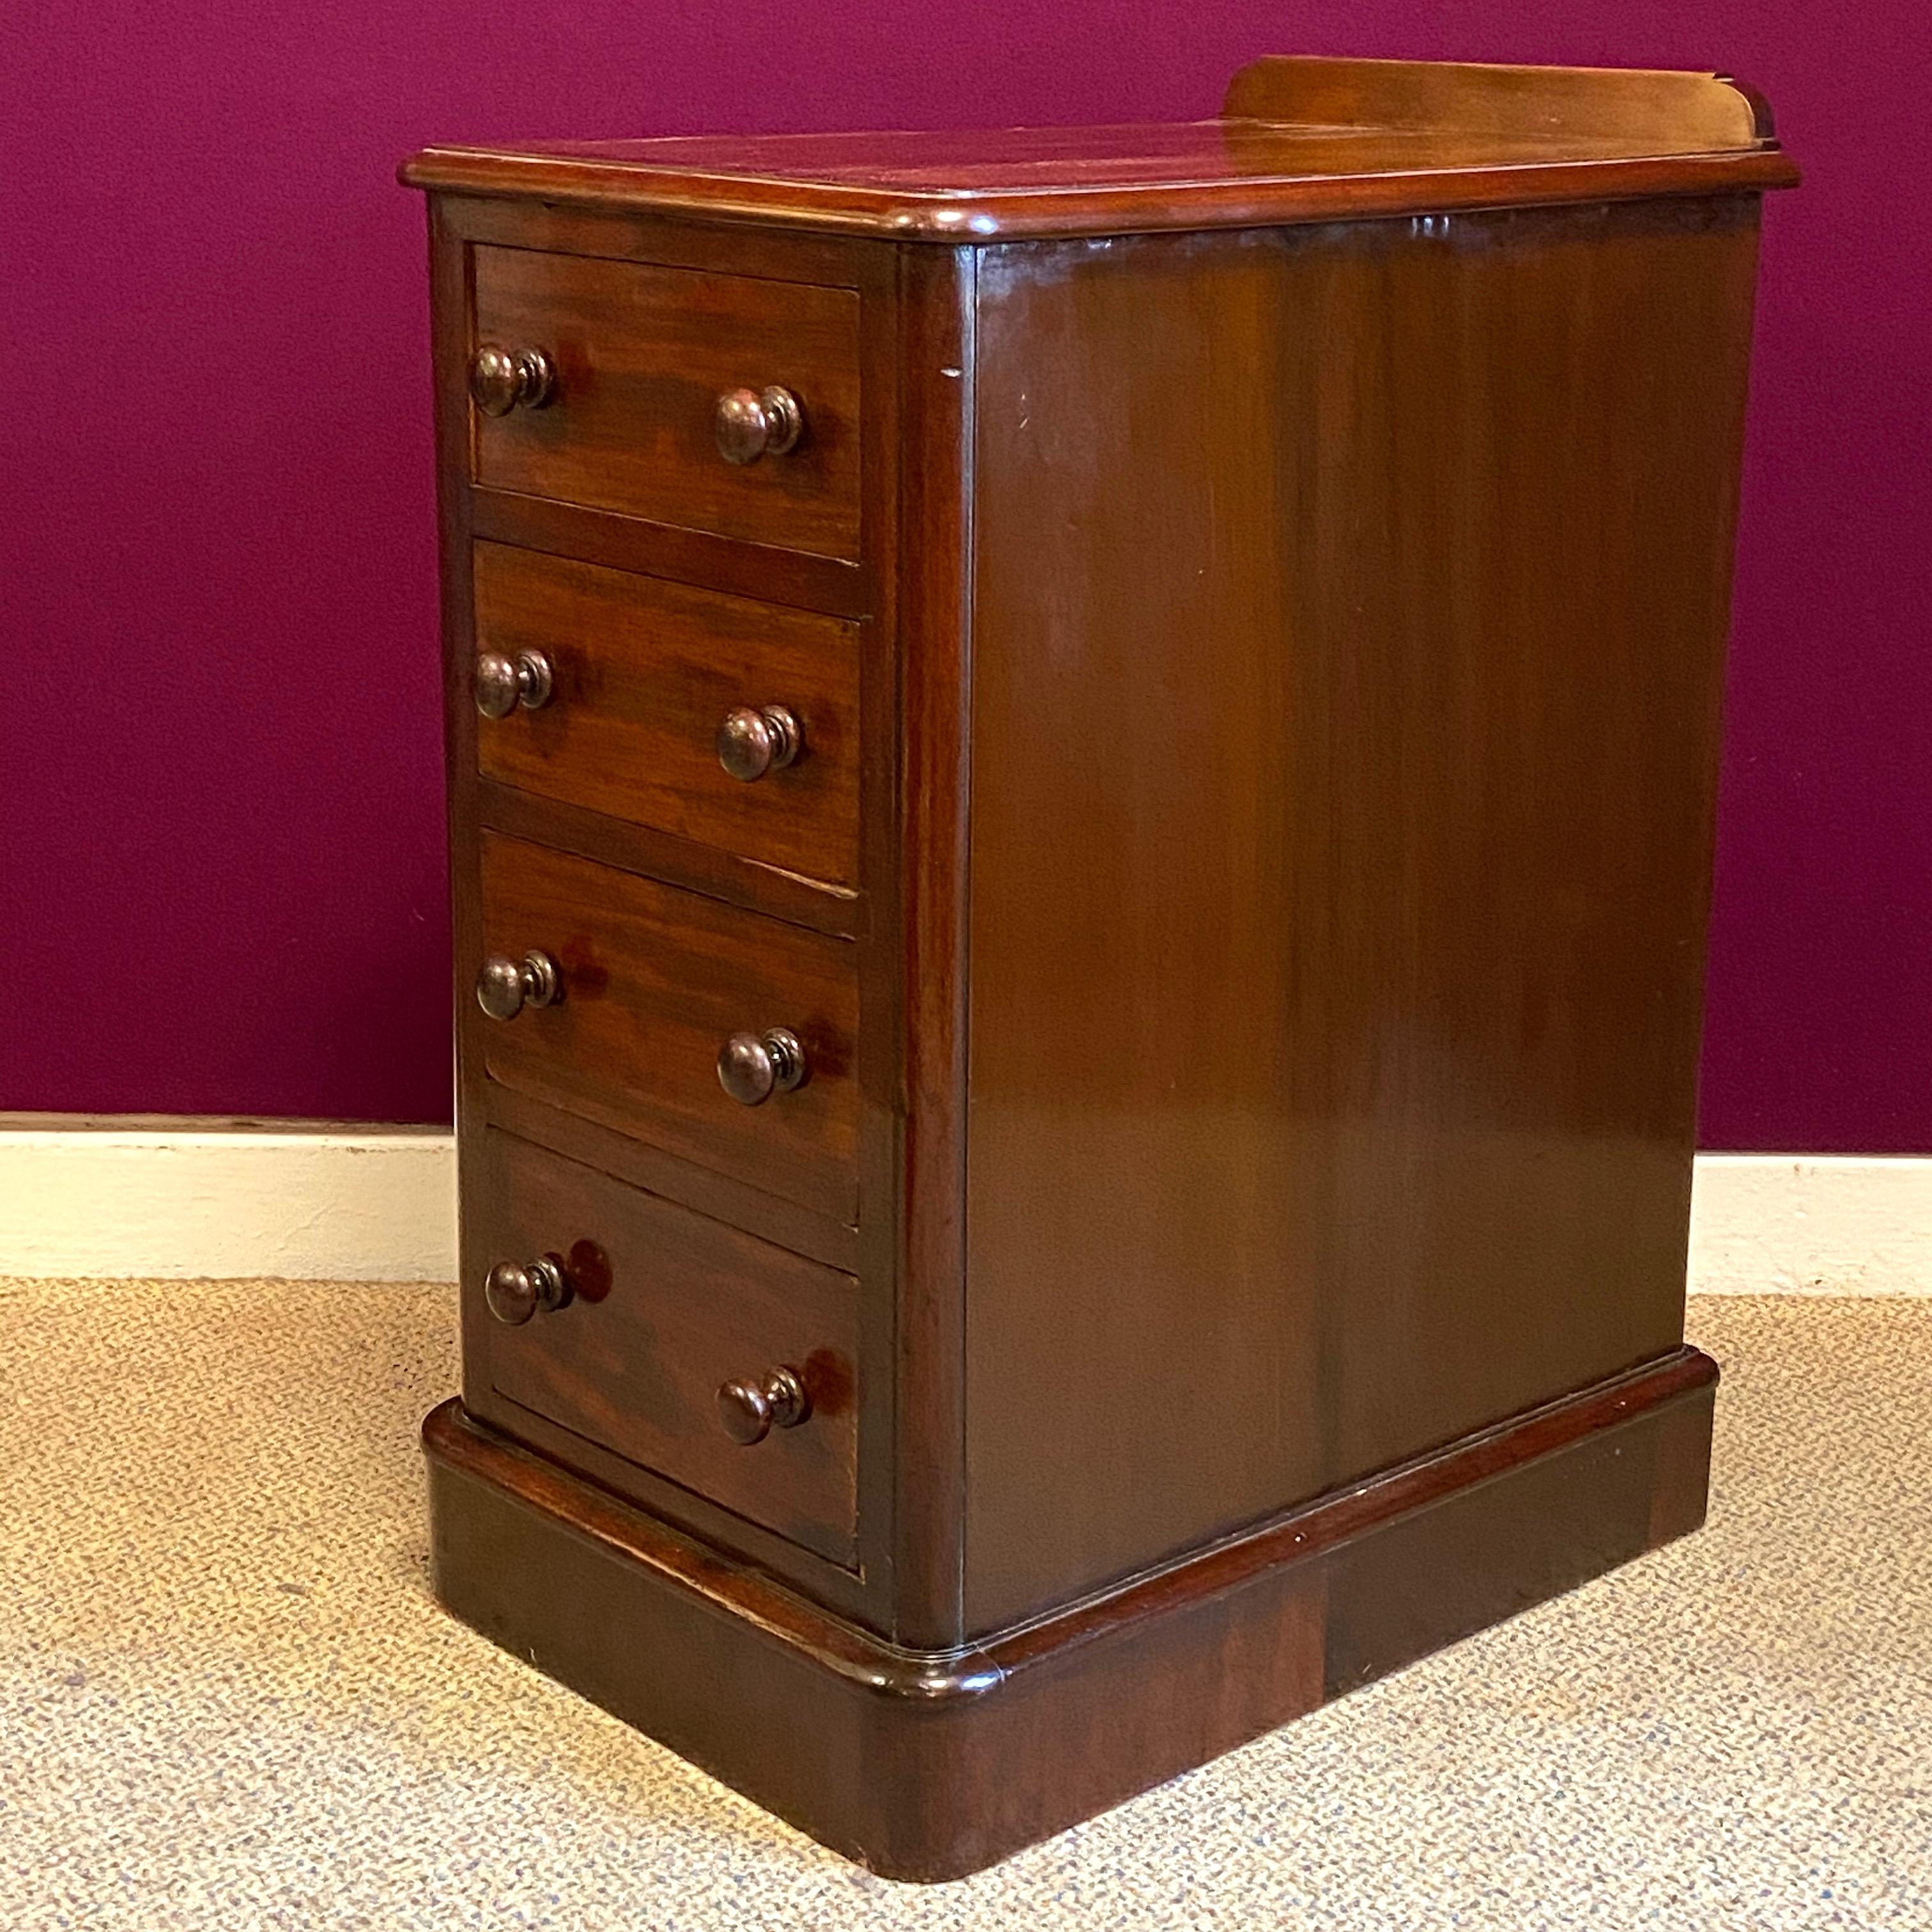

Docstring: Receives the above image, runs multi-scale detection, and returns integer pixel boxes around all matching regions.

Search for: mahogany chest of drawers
[405,55,1795,1879]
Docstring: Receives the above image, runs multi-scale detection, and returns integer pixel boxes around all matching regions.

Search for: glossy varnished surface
[962,197,1761,1632]
[405,67,1794,240]
[429,198,904,1623]
[1224,55,1775,148]
[425,1346,1715,1879]
[413,52,1786,1872]
[471,543,862,887]
[470,247,863,559]
[477,833,861,1223]
[465,1130,861,1563]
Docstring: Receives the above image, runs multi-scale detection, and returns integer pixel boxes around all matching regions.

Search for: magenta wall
[5,5,1926,1146]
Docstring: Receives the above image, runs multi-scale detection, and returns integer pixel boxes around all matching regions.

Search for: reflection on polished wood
[477,832,860,1222]
[1223,53,1775,148]
[402,56,1793,239]
[962,193,1759,1629]
[464,1130,861,1564]
[469,248,861,559]
[714,385,806,466]
[471,543,860,887]
[467,342,555,416]
[410,52,1794,1879]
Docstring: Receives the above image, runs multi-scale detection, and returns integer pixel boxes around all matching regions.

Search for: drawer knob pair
[469,344,555,417]
[484,1254,573,1326]
[716,705,801,782]
[717,1027,808,1106]
[714,385,804,465]
[717,1365,811,1446]
[474,649,555,719]
[486,1264,813,1453]
[476,950,562,1021]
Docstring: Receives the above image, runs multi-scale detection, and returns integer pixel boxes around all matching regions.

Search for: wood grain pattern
[428,207,900,1621]
[425,1346,1715,1880]
[466,1129,861,1564]
[473,542,862,887]
[411,56,1788,1873]
[404,119,1795,241]
[881,244,976,1648]
[1224,55,1774,148]
[962,196,1761,1633]
[478,833,861,1223]
[478,781,861,942]
[471,247,862,560]
[469,488,871,620]
[482,1085,860,1273]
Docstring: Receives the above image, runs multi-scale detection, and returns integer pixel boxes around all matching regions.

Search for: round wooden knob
[717,1028,807,1106]
[469,344,555,416]
[475,649,555,719]
[714,385,804,464]
[484,1255,573,1326]
[716,705,801,781]
[717,1365,810,1445]
[475,950,562,1021]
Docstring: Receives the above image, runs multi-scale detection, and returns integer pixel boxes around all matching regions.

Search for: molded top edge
[400,59,1792,240]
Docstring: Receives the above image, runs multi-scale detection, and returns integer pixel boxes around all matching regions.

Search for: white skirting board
[1687,1153,1931,1296]
[0,1119,456,1283]
[0,1120,1926,1291]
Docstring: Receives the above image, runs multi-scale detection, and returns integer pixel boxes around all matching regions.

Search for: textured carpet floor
[1,1282,1926,1930]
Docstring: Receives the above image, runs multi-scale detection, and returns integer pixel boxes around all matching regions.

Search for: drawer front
[473,542,861,888]
[470,247,862,562]
[471,1129,859,1563]
[477,834,860,1223]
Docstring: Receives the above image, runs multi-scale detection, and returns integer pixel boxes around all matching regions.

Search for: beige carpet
[1,1280,1926,1929]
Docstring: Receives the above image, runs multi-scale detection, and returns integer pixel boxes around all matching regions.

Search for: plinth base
[424,1347,1714,1880]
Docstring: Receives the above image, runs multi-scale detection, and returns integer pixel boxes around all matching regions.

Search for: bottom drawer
[466,1128,860,1565]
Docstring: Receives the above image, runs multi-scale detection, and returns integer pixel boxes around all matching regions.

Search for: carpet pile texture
[2,1281,1926,1929]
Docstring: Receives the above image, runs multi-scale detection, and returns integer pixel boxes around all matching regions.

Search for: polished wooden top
[402,57,1794,240]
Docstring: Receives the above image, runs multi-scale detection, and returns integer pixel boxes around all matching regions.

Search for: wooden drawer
[477,833,859,1223]
[470,247,862,562]
[472,542,861,888]
[470,1129,859,1564]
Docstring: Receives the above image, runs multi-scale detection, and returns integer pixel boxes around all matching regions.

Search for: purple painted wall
[4,6,1926,1147]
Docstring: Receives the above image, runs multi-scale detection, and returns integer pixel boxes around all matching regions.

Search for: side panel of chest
[960,201,1763,1634]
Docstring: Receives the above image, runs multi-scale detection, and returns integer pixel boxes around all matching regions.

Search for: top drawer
[469,247,862,562]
